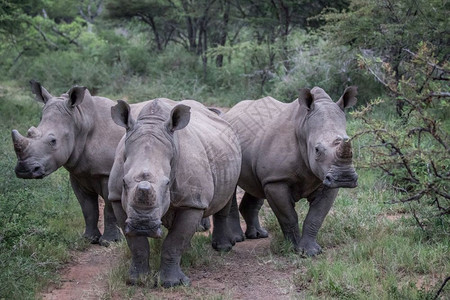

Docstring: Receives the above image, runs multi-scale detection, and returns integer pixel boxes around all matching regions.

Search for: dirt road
[40,194,304,299]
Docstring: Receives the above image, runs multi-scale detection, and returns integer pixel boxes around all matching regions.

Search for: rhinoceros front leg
[239,192,268,239]
[70,175,101,243]
[300,186,338,256]
[263,183,302,251]
[159,208,203,287]
[212,196,236,251]
[227,189,245,242]
[99,180,122,246]
[111,201,150,285]
[99,198,122,246]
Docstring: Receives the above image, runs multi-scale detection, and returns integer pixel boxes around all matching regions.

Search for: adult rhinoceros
[11,81,149,246]
[224,87,358,256]
[108,98,241,286]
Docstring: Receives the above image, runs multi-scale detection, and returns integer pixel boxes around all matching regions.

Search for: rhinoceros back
[168,100,242,216]
[223,97,293,197]
[224,97,288,150]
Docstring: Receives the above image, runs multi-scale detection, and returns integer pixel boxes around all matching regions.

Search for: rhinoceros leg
[263,183,302,250]
[159,208,203,287]
[239,192,268,239]
[299,187,338,256]
[227,189,245,242]
[70,175,101,243]
[212,196,236,251]
[99,180,122,246]
[111,201,150,285]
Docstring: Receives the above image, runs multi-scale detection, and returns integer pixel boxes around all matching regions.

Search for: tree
[321,0,449,114]
[0,0,86,72]
[105,0,174,51]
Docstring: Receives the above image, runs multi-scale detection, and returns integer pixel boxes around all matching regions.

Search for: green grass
[0,83,87,299]
[264,169,449,299]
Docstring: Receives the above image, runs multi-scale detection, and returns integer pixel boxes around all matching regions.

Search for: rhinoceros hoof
[297,241,322,257]
[98,236,120,247]
[212,239,235,252]
[83,233,101,244]
[245,226,269,239]
[232,232,245,243]
[126,271,151,286]
[160,273,191,288]
[99,233,123,247]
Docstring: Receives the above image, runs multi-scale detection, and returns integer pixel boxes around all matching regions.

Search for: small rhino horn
[337,139,353,160]
[27,126,41,138]
[135,181,156,205]
[11,130,30,153]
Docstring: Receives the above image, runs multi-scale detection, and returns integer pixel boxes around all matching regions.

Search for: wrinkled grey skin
[108,99,241,287]
[224,86,358,256]
[11,81,149,246]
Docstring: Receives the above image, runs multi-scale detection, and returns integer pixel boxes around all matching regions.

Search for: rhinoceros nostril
[33,166,41,172]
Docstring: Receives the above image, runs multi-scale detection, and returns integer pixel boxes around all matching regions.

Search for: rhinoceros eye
[315,144,325,160]
[49,137,57,147]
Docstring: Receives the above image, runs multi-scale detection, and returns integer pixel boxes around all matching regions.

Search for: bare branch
[403,48,449,73]
[51,27,81,47]
[430,92,450,97]
[434,276,450,300]
[26,21,59,50]
[411,206,427,232]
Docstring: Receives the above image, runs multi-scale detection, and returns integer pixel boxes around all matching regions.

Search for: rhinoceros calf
[108,98,241,287]
[224,87,358,256]
[11,81,149,246]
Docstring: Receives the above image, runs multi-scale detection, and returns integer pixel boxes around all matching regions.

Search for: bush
[352,43,449,236]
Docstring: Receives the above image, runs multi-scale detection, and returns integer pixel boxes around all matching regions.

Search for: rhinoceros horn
[336,138,353,160]
[26,126,41,138]
[134,181,157,206]
[11,130,30,153]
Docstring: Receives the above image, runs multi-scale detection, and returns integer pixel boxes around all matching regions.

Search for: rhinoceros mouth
[323,173,358,189]
[14,162,47,179]
[124,220,163,238]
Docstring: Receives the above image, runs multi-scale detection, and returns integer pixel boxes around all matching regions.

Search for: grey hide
[224,86,358,256]
[11,80,149,246]
[108,98,241,287]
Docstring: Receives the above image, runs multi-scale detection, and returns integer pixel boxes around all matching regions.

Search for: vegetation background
[0,0,448,299]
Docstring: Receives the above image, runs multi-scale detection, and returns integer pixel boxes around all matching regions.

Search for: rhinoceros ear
[111,100,135,130]
[298,88,314,110]
[167,104,191,133]
[337,86,358,111]
[67,86,87,108]
[30,80,53,104]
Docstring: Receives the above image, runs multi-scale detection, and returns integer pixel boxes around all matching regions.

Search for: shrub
[352,43,449,236]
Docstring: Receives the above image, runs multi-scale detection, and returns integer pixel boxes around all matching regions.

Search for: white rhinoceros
[224,86,358,256]
[108,98,241,287]
[11,81,149,245]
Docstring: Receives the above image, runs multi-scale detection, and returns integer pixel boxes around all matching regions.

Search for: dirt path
[40,194,303,299]
[41,244,121,300]
[186,238,298,299]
